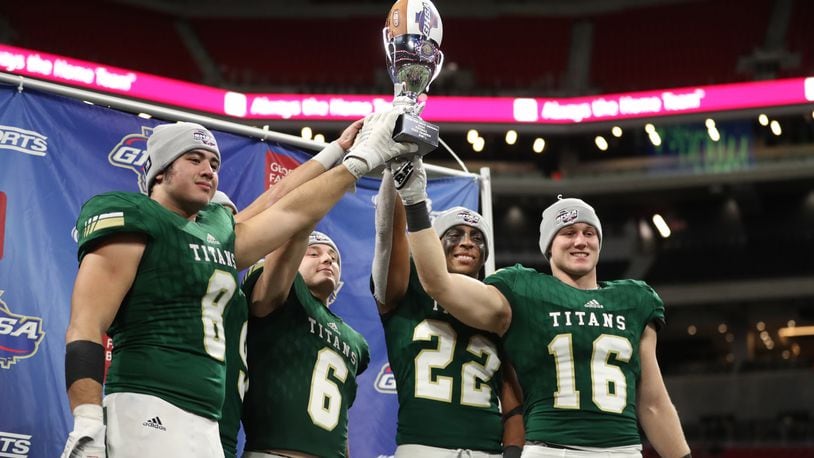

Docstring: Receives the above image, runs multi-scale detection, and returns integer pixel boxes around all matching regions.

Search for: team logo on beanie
[556,209,579,225]
[458,209,480,225]
[309,231,337,253]
[142,122,221,194]
[539,197,603,262]
[193,130,217,147]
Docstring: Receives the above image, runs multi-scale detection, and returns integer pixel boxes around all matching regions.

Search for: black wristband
[404,202,431,232]
[502,404,523,423]
[503,445,522,458]
[65,340,105,390]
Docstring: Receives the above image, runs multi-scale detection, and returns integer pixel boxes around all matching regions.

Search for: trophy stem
[393,83,406,98]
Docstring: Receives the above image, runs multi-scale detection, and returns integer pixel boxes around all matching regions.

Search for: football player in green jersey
[388,157,690,458]
[63,111,413,458]
[370,165,524,458]
[240,230,370,458]
[216,120,365,458]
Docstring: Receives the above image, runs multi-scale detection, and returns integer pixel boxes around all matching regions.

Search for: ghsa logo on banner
[0,291,45,370]
[108,126,152,194]
[374,362,397,394]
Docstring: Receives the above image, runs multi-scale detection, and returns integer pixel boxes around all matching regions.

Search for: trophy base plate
[393,113,439,156]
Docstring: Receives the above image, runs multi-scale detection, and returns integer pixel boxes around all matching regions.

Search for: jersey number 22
[413,319,500,407]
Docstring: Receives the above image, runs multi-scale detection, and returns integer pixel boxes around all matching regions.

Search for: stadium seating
[589,0,773,93]
[781,0,814,77]
[2,0,201,82]
[190,16,384,90]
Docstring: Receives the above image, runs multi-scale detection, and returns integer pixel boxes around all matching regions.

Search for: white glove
[311,141,345,169]
[61,404,106,458]
[349,115,374,151]
[342,110,418,178]
[390,156,427,206]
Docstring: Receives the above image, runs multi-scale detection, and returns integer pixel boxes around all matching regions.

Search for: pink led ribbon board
[2,44,812,124]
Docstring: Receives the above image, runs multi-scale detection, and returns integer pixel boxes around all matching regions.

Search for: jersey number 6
[308,348,349,431]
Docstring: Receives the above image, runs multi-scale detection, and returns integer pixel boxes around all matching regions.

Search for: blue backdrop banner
[0,83,478,457]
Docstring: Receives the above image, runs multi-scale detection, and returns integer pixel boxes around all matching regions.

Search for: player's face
[549,222,600,278]
[158,150,219,209]
[441,225,485,278]
[299,243,340,303]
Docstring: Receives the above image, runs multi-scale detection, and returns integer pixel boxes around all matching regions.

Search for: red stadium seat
[589,0,773,93]
[3,0,202,82]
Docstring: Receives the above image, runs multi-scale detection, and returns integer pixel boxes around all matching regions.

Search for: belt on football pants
[526,441,581,450]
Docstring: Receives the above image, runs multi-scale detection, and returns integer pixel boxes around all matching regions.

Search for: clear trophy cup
[383,0,444,156]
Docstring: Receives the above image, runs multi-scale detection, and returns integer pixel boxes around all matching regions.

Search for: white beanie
[308,231,343,304]
[539,196,602,262]
[143,122,220,194]
[211,190,238,214]
[432,206,491,263]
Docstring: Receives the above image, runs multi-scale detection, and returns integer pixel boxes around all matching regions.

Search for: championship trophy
[383,0,444,156]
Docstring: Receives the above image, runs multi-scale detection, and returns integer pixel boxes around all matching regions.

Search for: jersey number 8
[201,270,237,361]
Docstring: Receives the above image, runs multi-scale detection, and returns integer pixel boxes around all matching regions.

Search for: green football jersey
[381,263,503,452]
[220,288,249,458]
[242,267,370,458]
[76,192,239,420]
[484,264,665,448]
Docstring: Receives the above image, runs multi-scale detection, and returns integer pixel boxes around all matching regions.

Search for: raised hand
[390,156,427,206]
[342,109,418,178]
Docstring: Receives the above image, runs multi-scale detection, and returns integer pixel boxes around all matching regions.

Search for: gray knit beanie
[432,206,491,263]
[539,196,602,262]
[143,122,220,193]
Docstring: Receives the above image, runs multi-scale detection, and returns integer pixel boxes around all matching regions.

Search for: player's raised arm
[246,229,312,318]
[235,119,363,223]
[234,109,415,270]
[229,120,365,316]
[390,157,511,335]
[371,168,411,314]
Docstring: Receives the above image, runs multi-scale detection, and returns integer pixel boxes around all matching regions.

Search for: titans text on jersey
[188,243,237,269]
[549,311,626,331]
[307,317,360,367]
